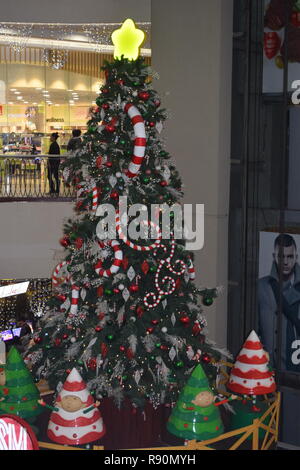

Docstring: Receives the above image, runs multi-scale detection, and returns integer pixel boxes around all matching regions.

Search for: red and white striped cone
[227,330,276,396]
[94,240,123,278]
[122,102,146,178]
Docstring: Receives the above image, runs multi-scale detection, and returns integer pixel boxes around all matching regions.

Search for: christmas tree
[167,364,223,440]
[0,347,42,421]
[25,19,223,409]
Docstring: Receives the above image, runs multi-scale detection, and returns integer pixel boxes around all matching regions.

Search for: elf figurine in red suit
[38,368,105,445]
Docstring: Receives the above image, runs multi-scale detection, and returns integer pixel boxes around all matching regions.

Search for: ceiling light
[24,101,28,104]
[17,96,23,100]
[33,102,38,105]
[14,91,21,94]
[8,102,13,105]
[10,88,16,91]
[68,89,73,92]
[36,87,42,90]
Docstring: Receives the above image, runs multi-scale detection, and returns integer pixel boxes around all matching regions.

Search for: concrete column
[151,0,233,346]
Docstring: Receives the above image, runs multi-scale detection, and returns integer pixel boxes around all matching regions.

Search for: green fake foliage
[0,347,42,420]
[167,365,223,441]
[27,57,221,409]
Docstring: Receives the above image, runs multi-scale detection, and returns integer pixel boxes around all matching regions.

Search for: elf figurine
[38,368,106,445]
[167,364,236,441]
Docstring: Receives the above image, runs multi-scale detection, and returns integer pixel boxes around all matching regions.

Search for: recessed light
[14,91,21,94]
[17,96,23,100]
[68,89,73,92]
[10,88,16,91]
[24,101,28,104]
[33,102,38,105]
[8,102,13,105]
[54,104,60,106]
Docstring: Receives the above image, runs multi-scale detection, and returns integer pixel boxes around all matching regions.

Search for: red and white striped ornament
[92,186,100,212]
[94,240,123,278]
[52,261,70,287]
[122,102,146,178]
[227,330,276,396]
[116,212,161,251]
[70,284,80,315]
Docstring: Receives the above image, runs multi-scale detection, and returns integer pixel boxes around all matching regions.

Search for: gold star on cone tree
[111,19,145,61]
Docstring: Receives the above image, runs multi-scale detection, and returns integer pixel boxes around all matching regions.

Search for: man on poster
[258,233,300,372]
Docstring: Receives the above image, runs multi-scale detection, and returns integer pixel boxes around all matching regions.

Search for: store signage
[0,415,39,450]
[46,118,64,122]
[0,281,29,299]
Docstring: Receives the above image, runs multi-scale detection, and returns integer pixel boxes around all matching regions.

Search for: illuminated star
[111,18,145,61]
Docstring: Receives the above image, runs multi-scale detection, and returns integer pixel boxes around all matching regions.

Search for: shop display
[38,368,105,445]
[0,347,42,421]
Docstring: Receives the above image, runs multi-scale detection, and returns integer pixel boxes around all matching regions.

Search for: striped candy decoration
[52,261,70,287]
[92,186,99,212]
[95,240,123,278]
[122,102,146,178]
[116,212,161,251]
[70,284,80,315]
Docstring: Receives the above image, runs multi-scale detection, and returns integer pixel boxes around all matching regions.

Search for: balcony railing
[0,154,75,200]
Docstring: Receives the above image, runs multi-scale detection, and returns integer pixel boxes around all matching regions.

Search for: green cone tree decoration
[0,347,42,421]
[167,364,224,440]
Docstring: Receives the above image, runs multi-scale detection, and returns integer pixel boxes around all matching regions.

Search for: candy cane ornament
[95,240,123,278]
[70,284,80,315]
[116,212,161,251]
[92,186,100,212]
[52,261,70,287]
[122,102,146,178]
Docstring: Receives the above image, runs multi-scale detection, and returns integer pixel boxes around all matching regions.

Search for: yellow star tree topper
[111,19,146,61]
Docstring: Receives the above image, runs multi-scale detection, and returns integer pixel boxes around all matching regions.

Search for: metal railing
[0,154,75,199]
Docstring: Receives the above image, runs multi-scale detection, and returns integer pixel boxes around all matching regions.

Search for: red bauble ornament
[96,156,102,168]
[136,306,144,318]
[63,334,68,340]
[138,91,150,101]
[66,369,71,374]
[147,327,154,334]
[179,315,190,325]
[95,326,103,332]
[160,180,168,187]
[105,124,116,133]
[160,345,169,351]
[129,285,139,293]
[105,161,113,168]
[154,99,161,108]
[97,286,104,297]
[119,345,126,352]
[88,358,97,370]
[201,353,211,364]
[100,343,108,358]
[149,121,155,128]
[75,201,83,211]
[145,169,151,175]
[113,288,120,294]
[110,191,119,200]
[57,294,66,302]
[116,79,124,85]
[102,103,109,110]
[75,238,83,249]
[102,88,109,94]
[34,337,42,344]
[151,319,159,325]
[54,338,61,346]
[141,260,150,275]
[175,278,181,290]
[59,236,70,248]
[122,257,129,270]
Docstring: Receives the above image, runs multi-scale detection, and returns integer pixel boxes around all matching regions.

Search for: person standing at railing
[67,129,82,153]
[47,132,61,196]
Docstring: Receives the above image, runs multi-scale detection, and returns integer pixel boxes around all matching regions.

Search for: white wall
[0,202,73,279]
[151,0,233,346]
